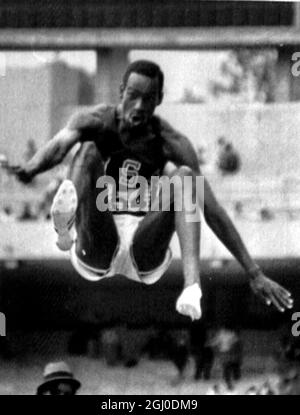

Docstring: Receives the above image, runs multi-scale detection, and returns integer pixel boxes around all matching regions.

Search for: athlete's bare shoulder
[66,104,115,135]
[155,116,199,171]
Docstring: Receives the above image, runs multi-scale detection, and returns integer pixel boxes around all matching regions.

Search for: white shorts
[70,214,172,285]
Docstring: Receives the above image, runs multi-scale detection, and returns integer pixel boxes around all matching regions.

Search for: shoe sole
[51,180,78,250]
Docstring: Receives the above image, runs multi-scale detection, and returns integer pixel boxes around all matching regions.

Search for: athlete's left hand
[249,273,293,312]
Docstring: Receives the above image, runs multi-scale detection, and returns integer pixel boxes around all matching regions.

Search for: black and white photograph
[0,0,300,397]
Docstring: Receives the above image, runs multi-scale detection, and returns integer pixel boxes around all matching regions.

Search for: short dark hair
[122,60,164,96]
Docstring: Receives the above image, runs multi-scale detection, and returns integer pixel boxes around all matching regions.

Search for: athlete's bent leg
[52,142,119,270]
[132,163,202,320]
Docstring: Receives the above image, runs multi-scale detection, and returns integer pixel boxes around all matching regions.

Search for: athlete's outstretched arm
[162,120,293,311]
[203,178,262,278]
[201,178,293,312]
[10,106,105,183]
[10,128,80,182]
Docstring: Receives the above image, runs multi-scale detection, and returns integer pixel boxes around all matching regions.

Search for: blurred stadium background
[0,0,300,394]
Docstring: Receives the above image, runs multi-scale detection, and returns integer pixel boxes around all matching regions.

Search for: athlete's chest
[100,130,165,180]
[99,134,164,215]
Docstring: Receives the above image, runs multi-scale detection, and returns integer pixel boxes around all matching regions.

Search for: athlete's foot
[51,179,77,251]
[176,283,202,321]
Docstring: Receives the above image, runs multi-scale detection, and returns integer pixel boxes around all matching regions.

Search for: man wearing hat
[37,361,81,395]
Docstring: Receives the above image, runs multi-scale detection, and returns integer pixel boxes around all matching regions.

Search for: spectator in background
[190,321,214,381]
[144,328,172,360]
[234,201,244,219]
[211,327,243,391]
[280,334,300,362]
[119,325,151,368]
[17,201,37,221]
[245,385,259,395]
[217,136,241,176]
[169,329,190,385]
[36,361,81,395]
[101,327,121,366]
[278,369,299,395]
[196,145,215,174]
[206,383,223,395]
[68,324,101,358]
[257,380,276,395]
[0,205,15,222]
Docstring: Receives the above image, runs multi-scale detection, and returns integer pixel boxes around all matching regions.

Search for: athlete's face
[120,72,162,129]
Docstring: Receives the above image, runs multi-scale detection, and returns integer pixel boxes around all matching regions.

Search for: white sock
[176,282,202,321]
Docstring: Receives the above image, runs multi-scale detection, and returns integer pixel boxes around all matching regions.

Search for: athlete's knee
[169,166,197,200]
[163,162,194,179]
[175,165,195,178]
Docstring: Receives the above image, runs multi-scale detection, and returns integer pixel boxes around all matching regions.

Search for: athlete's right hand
[8,165,34,184]
[249,273,293,313]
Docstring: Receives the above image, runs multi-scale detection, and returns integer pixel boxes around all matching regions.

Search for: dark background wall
[0,1,293,28]
[0,258,299,331]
